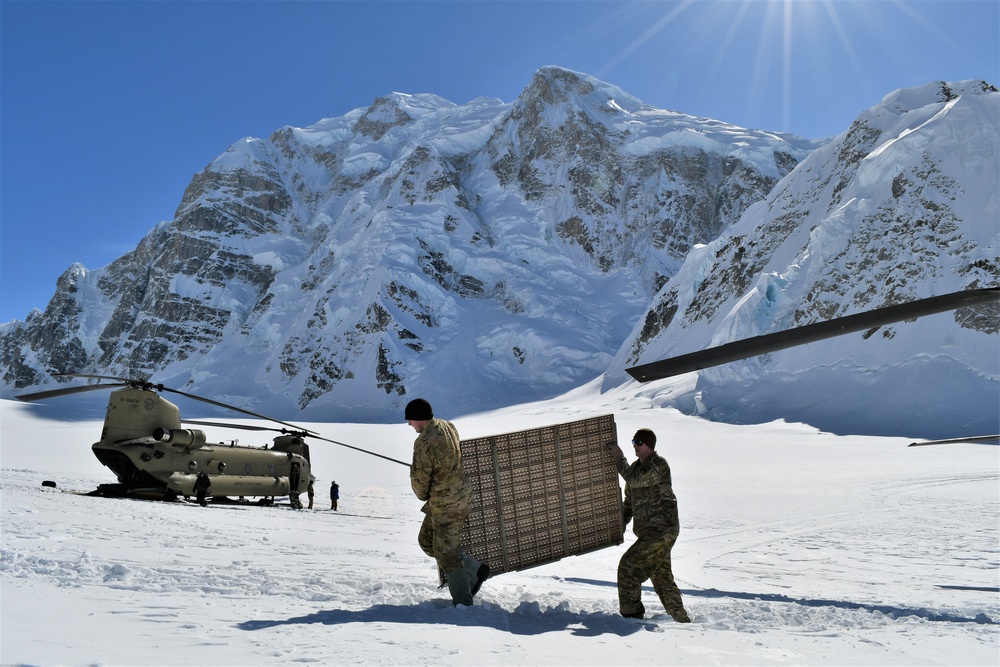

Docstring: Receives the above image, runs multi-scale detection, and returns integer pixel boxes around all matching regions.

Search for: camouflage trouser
[417,505,470,574]
[618,531,688,620]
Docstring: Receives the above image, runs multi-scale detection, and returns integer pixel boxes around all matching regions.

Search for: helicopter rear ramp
[459,414,624,576]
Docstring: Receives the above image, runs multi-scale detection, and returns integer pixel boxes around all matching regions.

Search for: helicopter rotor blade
[59,373,150,384]
[16,373,304,433]
[54,373,315,436]
[307,433,411,468]
[907,434,1000,447]
[16,383,129,402]
[626,287,1000,382]
[182,419,284,433]
[18,373,403,469]
[185,418,410,466]
[159,386,318,435]
[22,374,408,467]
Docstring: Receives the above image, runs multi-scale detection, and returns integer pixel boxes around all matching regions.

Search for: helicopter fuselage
[92,386,310,501]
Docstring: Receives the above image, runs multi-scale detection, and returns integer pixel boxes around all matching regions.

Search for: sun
[592,0,885,135]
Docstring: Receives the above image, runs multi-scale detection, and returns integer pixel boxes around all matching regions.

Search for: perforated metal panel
[460,414,624,575]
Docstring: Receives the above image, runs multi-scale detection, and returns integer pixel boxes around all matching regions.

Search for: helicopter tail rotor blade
[16,383,128,402]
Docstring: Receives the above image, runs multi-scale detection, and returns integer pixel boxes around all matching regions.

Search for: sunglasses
[631,439,646,447]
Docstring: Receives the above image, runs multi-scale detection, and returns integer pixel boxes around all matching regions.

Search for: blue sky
[2,0,997,323]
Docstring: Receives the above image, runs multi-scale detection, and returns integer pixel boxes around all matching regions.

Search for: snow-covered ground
[2,380,998,666]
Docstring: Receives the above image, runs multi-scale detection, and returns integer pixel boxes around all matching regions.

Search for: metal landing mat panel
[460,413,624,576]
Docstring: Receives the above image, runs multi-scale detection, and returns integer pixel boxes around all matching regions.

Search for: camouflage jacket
[617,453,679,539]
[410,418,472,514]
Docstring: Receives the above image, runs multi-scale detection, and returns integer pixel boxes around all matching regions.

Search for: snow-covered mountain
[607,80,999,437]
[2,69,996,436]
[0,67,815,420]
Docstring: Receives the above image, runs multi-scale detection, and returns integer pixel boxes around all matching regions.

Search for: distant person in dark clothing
[307,480,315,509]
[289,462,303,509]
[194,472,211,507]
[607,428,691,622]
[330,480,339,511]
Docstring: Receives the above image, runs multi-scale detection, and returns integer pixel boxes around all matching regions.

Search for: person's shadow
[237,580,995,636]
[563,578,996,625]
[238,599,658,637]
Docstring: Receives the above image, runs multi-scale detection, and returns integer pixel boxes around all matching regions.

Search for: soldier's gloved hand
[605,441,624,461]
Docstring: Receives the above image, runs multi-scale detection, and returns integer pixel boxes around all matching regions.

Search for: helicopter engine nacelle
[152,428,207,449]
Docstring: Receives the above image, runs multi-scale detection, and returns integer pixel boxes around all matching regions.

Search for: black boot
[670,609,692,623]
[446,567,473,606]
[471,562,490,596]
[460,551,490,597]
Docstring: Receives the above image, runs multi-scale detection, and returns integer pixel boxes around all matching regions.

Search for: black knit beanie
[633,428,657,449]
[405,398,434,421]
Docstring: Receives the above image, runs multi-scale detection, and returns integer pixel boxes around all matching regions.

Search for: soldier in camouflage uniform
[607,428,691,622]
[406,398,490,606]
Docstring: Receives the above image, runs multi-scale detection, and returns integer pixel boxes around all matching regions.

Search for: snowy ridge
[1,71,995,438]
[607,80,999,437]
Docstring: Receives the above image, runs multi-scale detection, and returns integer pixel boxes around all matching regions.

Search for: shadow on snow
[236,578,996,636]
[237,600,657,637]
[562,577,997,625]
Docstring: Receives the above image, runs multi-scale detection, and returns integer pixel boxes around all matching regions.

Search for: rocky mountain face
[606,80,999,437]
[1,67,815,421]
[3,70,995,437]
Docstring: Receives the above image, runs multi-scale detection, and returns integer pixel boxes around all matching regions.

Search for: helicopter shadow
[237,600,653,637]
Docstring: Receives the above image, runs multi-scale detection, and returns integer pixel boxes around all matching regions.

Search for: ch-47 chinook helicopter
[16,373,407,505]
